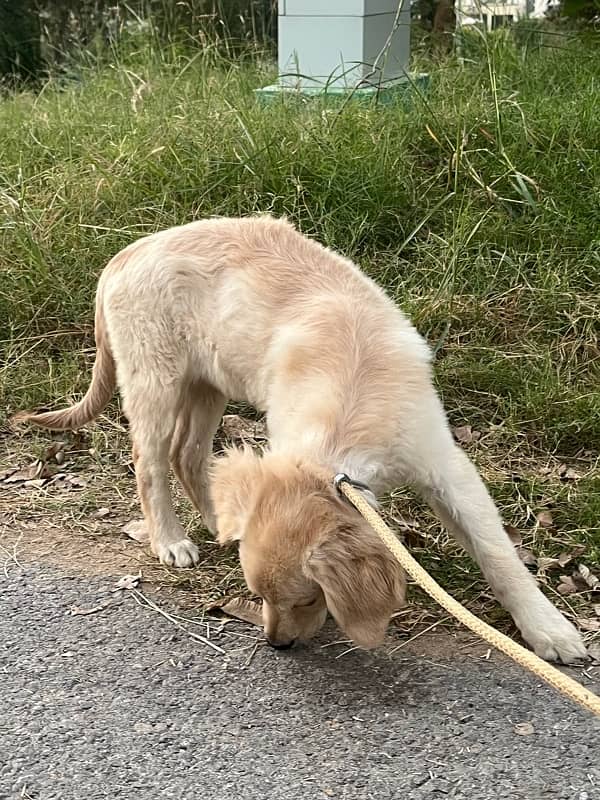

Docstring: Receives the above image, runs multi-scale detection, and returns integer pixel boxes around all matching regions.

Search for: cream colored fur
[17,216,587,663]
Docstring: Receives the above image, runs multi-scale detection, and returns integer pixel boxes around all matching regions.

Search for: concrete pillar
[277,1,411,89]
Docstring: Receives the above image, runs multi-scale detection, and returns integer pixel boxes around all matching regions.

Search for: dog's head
[210,448,406,649]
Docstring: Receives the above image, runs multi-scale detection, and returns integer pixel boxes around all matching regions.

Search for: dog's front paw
[520,608,587,664]
[155,538,200,568]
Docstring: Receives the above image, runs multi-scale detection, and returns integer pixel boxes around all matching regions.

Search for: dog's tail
[13,300,116,431]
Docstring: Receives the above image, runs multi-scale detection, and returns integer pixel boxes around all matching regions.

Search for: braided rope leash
[334,475,600,718]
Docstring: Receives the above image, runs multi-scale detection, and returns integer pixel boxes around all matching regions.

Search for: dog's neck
[270,434,386,496]
[333,452,382,490]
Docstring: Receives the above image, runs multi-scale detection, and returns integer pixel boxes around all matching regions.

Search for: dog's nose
[266,637,296,650]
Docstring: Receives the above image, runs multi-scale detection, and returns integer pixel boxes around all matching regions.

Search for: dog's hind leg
[127,379,200,569]
[407,398,586,664]
[170,380,226,534]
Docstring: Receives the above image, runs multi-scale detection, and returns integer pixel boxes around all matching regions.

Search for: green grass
[0,28,598,616]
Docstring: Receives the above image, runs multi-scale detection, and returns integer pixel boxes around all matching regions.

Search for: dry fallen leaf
[518,548,537,567]
[27,478,50,489]
[593,604,600,617]
[122,520,149,543]
[2,465,88,491]
[504,525,522,546]
[558,551,574,568]
[536,551,577,573]
[2,461,51,484]
[536,511,554,528]
[536,556,560,572]
[577,564,599,592]
[576,618,600,632]
[588,642,600,664]
[513,722,534,736]
[215,597,263,626]
[64,474,87,489]
[452,425,481,445]
[557,575,579,595]
[114,573,142,591]
[558,464,579,481]
[93,507,111,519]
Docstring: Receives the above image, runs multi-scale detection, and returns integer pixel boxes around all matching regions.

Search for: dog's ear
[304,519,406,648]
[210,447,263,544]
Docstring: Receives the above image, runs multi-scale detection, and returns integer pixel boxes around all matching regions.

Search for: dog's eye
[296,598,318,608]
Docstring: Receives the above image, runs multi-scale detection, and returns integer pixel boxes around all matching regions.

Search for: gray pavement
[1,562,599,800]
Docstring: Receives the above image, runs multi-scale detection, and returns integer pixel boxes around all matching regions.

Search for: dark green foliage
[0,0,42,82]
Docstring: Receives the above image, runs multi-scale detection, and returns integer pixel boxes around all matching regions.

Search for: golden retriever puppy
[16,216,586,661]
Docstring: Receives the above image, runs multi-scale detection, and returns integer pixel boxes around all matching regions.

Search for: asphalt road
[1,562,599,800]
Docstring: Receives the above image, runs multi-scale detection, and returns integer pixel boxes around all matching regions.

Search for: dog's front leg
[406,399,587,664]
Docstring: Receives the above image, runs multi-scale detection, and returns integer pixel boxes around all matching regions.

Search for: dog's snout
[266,637,296,650]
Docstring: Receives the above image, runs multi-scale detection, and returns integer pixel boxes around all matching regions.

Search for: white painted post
[257,0,418,99]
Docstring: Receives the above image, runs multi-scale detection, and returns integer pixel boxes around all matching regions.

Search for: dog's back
[98,216,430,416]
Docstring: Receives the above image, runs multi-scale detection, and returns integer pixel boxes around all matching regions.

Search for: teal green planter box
[255,73,429,106]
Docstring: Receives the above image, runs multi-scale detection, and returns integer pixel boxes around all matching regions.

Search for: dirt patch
[1,511,165,579]
[0,424,245,606]
[0,497,244,606]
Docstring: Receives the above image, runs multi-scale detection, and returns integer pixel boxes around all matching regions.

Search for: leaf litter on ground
[504,525,537,567]
[219,414,266,446]
[122,520,150,543]
[556,564,599,596]
[451,425,482,445]
[211,596,263,627]
[114,572,142,591]
[0,458,87,491]
[536,510,554,529]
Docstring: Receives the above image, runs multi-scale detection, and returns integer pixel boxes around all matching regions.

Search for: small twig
[153,608,260,641]
[335,645,361,659]
[131,588,226,655]
[388,617,451,655]
[320,638,353,650]
[243,640,261,668]
[70,598,114,616]
[0,536,24,576]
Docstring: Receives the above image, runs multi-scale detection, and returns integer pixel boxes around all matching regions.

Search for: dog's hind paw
[155,538,200,568]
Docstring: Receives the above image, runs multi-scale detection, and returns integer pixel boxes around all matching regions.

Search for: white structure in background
[456,0,554,28]
[456,0,526,28]
[276,0,411,89]
[531,0,560,16]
